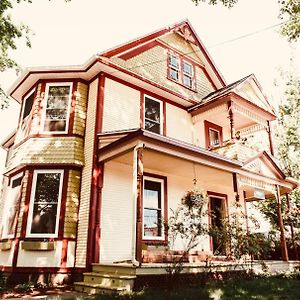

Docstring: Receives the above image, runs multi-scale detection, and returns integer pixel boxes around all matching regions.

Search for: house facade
[0,20,297,283]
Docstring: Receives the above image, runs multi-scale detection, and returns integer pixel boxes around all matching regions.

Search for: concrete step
[74,281,127,295]
[82,272,135,290]
[92,263,136,275]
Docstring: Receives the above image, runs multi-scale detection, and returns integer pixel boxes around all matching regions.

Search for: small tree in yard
[165,188,208,277]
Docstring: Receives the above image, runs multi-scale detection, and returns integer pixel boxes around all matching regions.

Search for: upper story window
[26,170,64,238]
[143,176,165,240]
[21,90,35,122]
[168,53,195,90]
[144,96,162,134]
[204,120,223,149]
[42,82,73,133]
[1,173,23,239]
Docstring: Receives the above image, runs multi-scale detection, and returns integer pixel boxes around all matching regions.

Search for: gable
[234,77,274,113]
[243,155,285,180]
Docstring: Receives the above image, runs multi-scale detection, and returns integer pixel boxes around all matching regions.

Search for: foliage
[0,0,70,108]
[191,0,300,42]
[164,188,207,276]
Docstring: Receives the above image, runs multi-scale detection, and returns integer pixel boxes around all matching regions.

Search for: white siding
[0,241,14,266]
[100,161,133,263]
[166,104,193,144]
[102,78,140,132]
[75,78,98,268]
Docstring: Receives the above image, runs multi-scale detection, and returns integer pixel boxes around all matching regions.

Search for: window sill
[21,241,55,251]
[0,241,12,251]
[167,76,197,93]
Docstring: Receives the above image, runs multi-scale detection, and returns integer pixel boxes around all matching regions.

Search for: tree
[0,0,70,109]
[191,0,300,42]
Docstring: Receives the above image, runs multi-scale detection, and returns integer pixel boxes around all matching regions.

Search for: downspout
[132,143,145,266]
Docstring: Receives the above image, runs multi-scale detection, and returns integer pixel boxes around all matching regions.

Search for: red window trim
[142,172,168,245]
[204,120,223,149]
[167,50,196,91]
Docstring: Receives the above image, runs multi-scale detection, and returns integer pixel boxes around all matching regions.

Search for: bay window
[1,173,23,239]
[143,176,165,240]
[26,170,63,238]
[42,83,72,133]
[144,96,162,134]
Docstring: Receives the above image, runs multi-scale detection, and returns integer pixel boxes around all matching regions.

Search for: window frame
[1,172,23,239]
[204,120,223,149]
[20,88,35,123]
[167,51,196,90]
[142,176,165,241]
[41,82,73,134]
[143,95,163,135]
[26,169,64,238]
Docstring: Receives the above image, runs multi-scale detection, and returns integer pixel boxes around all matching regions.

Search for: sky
[0,0,299,180]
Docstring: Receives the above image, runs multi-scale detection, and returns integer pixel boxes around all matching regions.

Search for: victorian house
[0,20,297,292]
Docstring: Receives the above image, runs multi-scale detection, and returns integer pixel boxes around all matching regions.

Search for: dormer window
[41,82,73,133]
[168,53,195,90]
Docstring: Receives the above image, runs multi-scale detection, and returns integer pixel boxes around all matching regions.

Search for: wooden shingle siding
[73,82,88,136]
[5,137,84,173]
[75,78,98,268]
[64,169,81,238]
[30,83,43,135]
[16,170,29,238]
[0,176,9,230]
[100,161,133,263]
[102,78,140,132]
[110,33,215,101]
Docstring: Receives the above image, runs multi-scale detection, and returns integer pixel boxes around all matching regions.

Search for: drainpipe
[132,143,145,266]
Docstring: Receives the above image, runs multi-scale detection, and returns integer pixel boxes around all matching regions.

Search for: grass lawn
[68,277,300,300]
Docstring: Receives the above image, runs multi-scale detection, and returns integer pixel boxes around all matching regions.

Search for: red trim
[118,40,160,60]
[0,266,81,273]
[142,172,168,245]
[86,73,105,268]
[58,170,69,238]
[204,120,223,149]
[140,91,144,129]
[60,239,68,268]
[68,81,78,135]
[267,121,274,156]
[163,101,167,136]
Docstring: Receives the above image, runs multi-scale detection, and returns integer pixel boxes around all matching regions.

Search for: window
[143,177,164,240]
[204,121,223,149]
[168,53,195,89]
[42,83,73,133]
[26,170,64,237]
[1,173,23,239]
[21,90,35,121]
[144,96,162,134]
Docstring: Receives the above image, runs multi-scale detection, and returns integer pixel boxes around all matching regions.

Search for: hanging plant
[181,189,205,210]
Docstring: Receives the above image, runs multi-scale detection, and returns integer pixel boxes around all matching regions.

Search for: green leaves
[191,0,238,8]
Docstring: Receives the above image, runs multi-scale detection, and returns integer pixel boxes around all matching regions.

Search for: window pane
[2,176,22,237]
[169,55,179,68]
[183,74,192,88]
[183,62,192,75]
[145,97,161,134]
[170,68,179,81]
[143,209,162,237]
[44,85,71,132]
[29,172,61,235]
[209,129,220,146]
[22,93,34,120]
[144,180,161,208]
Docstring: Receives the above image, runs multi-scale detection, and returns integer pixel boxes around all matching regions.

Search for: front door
[210,196,226,255]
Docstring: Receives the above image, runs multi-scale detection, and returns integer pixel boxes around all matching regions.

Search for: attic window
[168,52,195,90]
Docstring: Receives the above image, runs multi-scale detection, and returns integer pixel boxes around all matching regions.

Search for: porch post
[276,185,289,261]
[266,121,274,156]
[135,147,144,263]
[227,101,235,140]
[232,173,239,202]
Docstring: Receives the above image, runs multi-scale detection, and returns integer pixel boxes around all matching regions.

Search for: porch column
[232,173,239,202]
[276,185,289,261]
[227,101,235,140]
[266,121,274,156]
[135,147,144,263]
